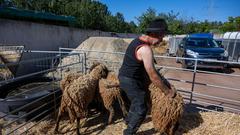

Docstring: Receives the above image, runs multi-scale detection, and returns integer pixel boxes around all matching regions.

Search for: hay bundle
[149,83,184,135]
[176,111,240,135]
[152,40,169,55]
[4,111,240,135]
[54,63,108,135]
[0,56,13,81]
[58,37,129,76]
[98,72,127,124]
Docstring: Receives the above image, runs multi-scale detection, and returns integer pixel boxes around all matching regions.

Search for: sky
[100,0,240,23]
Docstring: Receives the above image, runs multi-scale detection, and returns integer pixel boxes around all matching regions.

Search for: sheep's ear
[102,66,108,78]
[89,62,100,71]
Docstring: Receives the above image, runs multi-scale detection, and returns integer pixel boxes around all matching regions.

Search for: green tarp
[0,7,76,26]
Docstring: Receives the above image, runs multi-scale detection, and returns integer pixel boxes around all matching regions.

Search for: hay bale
[6,111,240,135]
[152,40,169,55]
[0,56,13,81]
[58,37,129,76]
[177,111,240,135]
[149,83,184,135]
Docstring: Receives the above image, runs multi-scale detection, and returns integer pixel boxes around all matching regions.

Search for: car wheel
[223,63,228,68]
[176,57,180,63]
[182,60,188,69]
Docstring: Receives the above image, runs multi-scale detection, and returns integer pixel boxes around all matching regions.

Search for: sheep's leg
[67,108,75,123]
[107,106,114,124]
[168,121,180,135]
[80,117,88,127]
[117,96,128,118]
[168,125,174,135]
[76,117,81,135]
[54,109,62,133]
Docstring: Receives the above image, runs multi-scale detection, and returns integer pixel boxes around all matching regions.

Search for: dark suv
[176,33,228,68]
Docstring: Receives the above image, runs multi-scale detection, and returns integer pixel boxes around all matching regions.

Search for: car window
[186,38,219,48]
[209,39,220,48]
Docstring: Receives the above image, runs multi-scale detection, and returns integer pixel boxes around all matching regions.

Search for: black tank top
[119,38,149,80]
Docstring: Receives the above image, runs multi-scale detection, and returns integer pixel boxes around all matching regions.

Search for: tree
[221,16,240,32]
[0,0,4,5]
[5,1,239,34]
[136,7,158,33]
[236,17,240,31]
[127,21,137,33]
[105,12,133,33]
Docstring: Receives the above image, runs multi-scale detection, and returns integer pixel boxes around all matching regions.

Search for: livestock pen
[0,48,240,135]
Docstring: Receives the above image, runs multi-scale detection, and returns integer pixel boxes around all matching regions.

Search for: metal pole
[77,53,82,73]
[81,54,84,73]
[59,48,63,79]
[226,33,231,56]
[190,59,198,104]
[232,33,239,61]
[173,36,176,55]
[84,52,87,74]
[51,58,57,118]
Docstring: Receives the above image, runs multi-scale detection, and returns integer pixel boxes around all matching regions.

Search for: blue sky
[100,0,240,23]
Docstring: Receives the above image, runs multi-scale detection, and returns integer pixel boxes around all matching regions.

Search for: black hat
[146,18,168,34]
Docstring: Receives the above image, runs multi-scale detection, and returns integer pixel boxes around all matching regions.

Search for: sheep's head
[90,63,108,79]
[88,62,100,73]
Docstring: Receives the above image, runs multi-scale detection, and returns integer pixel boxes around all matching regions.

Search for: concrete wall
[0,18,139,50]
[0,18,139,77]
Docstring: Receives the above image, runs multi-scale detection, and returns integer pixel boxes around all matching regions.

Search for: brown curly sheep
[98,72,128,124]
[59,63,102,91]
[149,79,184,135]
[60,72,83,91]
[54,63,108,135]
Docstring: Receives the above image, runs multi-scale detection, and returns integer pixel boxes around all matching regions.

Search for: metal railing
[0,50,86,134]
[59,47,125,73]
[0,48,240,134]
[154,55,240,113]
[60,48,240,113]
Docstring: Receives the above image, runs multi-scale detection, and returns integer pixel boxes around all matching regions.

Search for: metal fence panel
[219,39,240,62]
[168,37,184,56]
[1,49,240,134]
[0,50,85,134]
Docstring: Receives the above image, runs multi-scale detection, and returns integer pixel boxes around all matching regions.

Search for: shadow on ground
[195,67,235,74]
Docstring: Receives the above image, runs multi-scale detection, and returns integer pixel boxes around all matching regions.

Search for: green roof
[0,7,76,26]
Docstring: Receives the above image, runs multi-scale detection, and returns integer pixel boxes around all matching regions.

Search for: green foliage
[221,16,240,32]
[1,1,239,34]
[0,0,4,5]
[63,0,109,30]
[105,12,137,33]
[137,8,239,34]
[6,0,137,32]
[136,8,157,33]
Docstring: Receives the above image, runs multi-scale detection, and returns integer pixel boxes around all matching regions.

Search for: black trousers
[119,76,148,135]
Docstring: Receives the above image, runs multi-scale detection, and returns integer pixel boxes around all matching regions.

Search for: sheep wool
[98,72,127,124]
[54,63,108,135]
[59,72,83,91]
[149,83,184,135]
